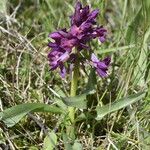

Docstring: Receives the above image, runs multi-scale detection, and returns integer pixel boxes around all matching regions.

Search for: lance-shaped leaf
[0,103,65,127]
[96,91,146,120]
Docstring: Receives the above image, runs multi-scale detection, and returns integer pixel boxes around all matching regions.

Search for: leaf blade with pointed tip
[96,91,146,120]
[0,103,65,127]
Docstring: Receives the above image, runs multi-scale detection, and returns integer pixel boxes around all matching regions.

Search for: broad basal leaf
[0,103,65,127]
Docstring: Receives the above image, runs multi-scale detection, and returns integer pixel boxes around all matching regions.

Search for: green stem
[68,60,79,123]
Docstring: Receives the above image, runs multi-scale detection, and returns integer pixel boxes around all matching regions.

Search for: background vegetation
[0,0,149,149]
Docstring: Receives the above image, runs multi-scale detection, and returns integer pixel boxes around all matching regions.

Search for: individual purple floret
[48,29,77,52]
[91,53,111,77]
[48,49,69,78]
[92,26,107,43]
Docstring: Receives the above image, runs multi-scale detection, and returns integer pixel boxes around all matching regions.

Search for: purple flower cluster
[48,1,110,78]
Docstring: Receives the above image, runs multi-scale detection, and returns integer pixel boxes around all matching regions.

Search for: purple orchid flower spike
[47,1,110,78]
[91,53,111,77]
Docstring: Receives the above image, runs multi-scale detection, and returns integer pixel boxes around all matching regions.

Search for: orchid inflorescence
[48,1,110,78]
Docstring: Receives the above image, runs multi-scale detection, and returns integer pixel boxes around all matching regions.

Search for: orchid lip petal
[97,62,107,69]
[49,32,61,39]
[91,53,99,62]
[58,52,69,62]
[60,64,66,78]
[97,69,107,77]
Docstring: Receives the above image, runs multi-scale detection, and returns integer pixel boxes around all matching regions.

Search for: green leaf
[53,84,95,111]
[54,69,97,110]
[96,91,146,120]
[62,94,87,109]
[72,141,83,150]
[29,146,39,150]
[134,27,150,87]
[99,44,135,54]
[63,133,72,150]
[0,103,65,127]
[43,131,57,150]
[126,6,142,43]
[61,86,96,109]
[53,86,68,110]
[143,0,150,23]
[85,68,97,92]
